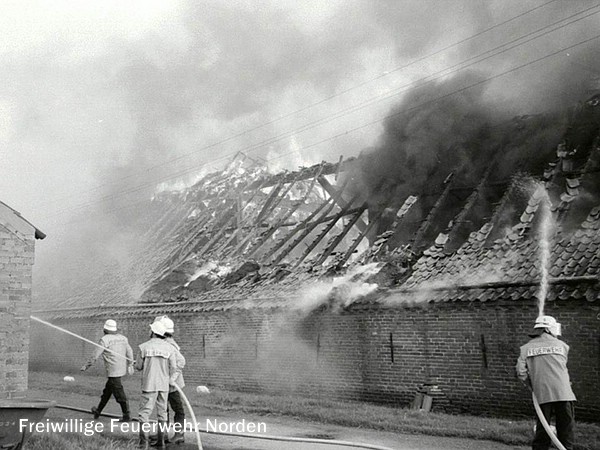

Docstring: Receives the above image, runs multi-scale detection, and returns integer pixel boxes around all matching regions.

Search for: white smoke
[292,263,381,313]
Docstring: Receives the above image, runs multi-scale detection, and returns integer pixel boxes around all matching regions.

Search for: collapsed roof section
[128,97,600,306]
[139,153,375,302]
[38,97,600,310]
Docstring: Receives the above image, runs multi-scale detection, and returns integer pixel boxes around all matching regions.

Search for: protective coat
[87,334,133,377]
[136,337,178,392]
[516,332,576,404]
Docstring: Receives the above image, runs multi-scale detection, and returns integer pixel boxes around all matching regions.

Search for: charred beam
[254,178,286,225]
[276,206,366,228]
[263,197,333,263]
[314,203,367,266]
[246,164,326,259]
[318,175,367,233]
[210,178,272,256]
[412,174,454,250]
[293,193,360,268]
[245,157,356,190]
[444,163,494,251]
[271,198,338,265]
[229,173,302,257]
[336,209,384,268]
[270,178,350,265]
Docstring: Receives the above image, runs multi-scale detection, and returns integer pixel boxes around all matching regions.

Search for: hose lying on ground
[54,403,397,450]
[531,392,567,450]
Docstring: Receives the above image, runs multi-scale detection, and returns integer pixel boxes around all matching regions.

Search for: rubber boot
[151,422,166,449]
[138,426,149,450]
[172,429,185,444]
[119,401,131,422]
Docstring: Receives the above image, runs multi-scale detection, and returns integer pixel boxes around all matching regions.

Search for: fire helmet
[153,315,174,334]
[160,316,175,334]
[103,319,117,332]
[534,315,562,336]
[150,320,167,337]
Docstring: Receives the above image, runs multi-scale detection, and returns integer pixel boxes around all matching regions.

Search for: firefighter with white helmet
[149,315,187,445]
[516,315,576,450]
[135,319,179,449]
[81,319,134,422]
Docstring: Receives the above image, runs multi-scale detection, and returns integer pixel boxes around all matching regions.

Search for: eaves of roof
[0,201,46,239]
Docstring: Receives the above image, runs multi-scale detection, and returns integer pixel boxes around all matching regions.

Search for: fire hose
[531,392,567,450]
[173,384,202,450]
[31,316,205,449]
[34,316,396,449]
[53,403,397,450]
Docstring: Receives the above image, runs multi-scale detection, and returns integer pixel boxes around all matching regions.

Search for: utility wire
[41,0,559,207]
[41,4,599,221]
[48,31,600,227]
[224,4,600,158]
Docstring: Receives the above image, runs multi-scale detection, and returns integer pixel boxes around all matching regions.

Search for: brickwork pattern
[29,299,600,422]
[0,225,35,398]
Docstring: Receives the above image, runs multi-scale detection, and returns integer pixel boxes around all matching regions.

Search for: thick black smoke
[347,70,583,208]
[17,1,598,308]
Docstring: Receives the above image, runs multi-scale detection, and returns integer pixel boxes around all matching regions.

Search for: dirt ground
[26,373,527,450]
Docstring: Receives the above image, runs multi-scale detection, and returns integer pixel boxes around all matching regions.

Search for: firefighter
[135,319,178,449]
[516,315,576,450]
[149,315,186,445]
[81,319,134,422]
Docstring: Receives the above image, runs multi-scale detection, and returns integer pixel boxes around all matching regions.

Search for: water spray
[534,184,553,317]
[529,184,567,450]
[30,316,204,450]
[30,316,135,363]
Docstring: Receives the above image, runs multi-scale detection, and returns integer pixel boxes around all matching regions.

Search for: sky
[1,0,599,298]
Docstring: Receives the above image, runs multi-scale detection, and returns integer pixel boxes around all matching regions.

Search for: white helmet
[103,319,117,332]
[534,315,561,336]
[149,320,167,337]
[160,316,174,335]
[153,315,174,334]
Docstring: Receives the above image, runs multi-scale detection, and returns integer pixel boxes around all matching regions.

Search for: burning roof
[38,95,600,311]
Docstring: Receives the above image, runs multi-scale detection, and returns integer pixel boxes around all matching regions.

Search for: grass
[25,432,135,450]
[203,388,535,444]
[28,371,600,450]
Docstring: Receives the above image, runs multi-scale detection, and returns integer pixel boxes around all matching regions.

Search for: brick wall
[29,298,600,422]
[0,224,35,398]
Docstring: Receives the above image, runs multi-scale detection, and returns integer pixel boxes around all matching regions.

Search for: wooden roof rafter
[318,175,367,233]
[206,178,272,257]
[292,193,360,269]
[228,172,303,258]
[270,178,351,265]
[313,202,368,267]
[263,197,334,263]
[245,163,327,260]
[412,173,455,251]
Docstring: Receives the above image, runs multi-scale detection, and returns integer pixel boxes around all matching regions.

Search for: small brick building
[0,201,45,398]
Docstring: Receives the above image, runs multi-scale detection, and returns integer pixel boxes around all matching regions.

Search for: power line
[268,32,600,163]
[48,31,600,227]
[40,0,559,207]
[229,4,600,158]
[40,4,599,220]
